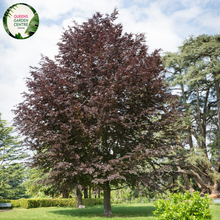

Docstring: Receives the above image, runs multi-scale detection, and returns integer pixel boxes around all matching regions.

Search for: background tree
[0,113,27,199]
[23,167,60,198]
[163,34,220,196]
[13,9,180,216]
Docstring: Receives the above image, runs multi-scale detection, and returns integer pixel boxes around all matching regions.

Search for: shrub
[82,198,103,206]
[94,198,103,205]
[10,198,104,209]
[10,198,77,209]
[11,199,19,207]
[136,197,150,203]
[19,199,29,208]
[111,198,123,204]
[153,191,212,220]
[0,200,11,203]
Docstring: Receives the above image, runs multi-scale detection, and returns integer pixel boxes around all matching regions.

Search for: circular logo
[3,3,39,39]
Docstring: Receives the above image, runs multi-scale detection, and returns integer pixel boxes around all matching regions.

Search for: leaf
[15,33,24,39]
[3,4,19,35]
[25,12,39,35]
[26,25,38,33]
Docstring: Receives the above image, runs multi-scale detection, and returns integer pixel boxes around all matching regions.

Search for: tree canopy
[13,9,180,216]
[163,34,220,196]
[0,114,27,199]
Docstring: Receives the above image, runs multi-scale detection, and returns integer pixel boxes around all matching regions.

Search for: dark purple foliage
[13,9,180,205]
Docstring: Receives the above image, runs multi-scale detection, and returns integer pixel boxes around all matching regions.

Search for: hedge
[0,198,104,209]
[0,200,11,203]
[110,197,150,204]
[82,198,103,206]
[10,198,77,209]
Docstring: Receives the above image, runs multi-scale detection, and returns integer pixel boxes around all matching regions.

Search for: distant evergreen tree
[163,34,220,196]
[0,113,27,199]
[24,167,59,198]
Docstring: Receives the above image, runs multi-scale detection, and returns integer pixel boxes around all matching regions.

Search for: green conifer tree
[0,114,27,199]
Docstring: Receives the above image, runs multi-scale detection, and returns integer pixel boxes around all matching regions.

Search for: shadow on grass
[49,204,156,218]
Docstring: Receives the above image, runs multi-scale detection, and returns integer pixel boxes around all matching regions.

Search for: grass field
[0,203,219,220]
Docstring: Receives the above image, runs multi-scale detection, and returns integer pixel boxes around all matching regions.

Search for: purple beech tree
[13,10,180,216]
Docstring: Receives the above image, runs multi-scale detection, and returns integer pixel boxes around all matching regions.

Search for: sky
[0,0,220,126]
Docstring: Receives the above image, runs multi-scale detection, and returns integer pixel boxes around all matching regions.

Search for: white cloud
[0,20,63,124]
[62,17,87,30]
[0,78,26,125]
[173,0,212,7]
[171,6,202,21]
[198,13,220,33]
[118,3,182,52]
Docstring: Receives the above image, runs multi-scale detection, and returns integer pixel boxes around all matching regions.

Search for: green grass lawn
[210,204,220,220]
[0,203,219,220]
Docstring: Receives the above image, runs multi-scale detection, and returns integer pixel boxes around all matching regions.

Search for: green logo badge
[3,3,39,39]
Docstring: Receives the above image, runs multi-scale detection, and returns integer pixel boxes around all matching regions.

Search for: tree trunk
[214,79,220,130]
[98,189,101,198]
[179,159,195,194]
[182,173,195,195]
[103,182,112,216]
[84,187,88,198]
[210,181,220,195]
[200,187,209,197]
[62,188,69,198]
[75,187,82,207]
[177,166,220,196]
[89,186,91,198]
[214,78,220,197]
